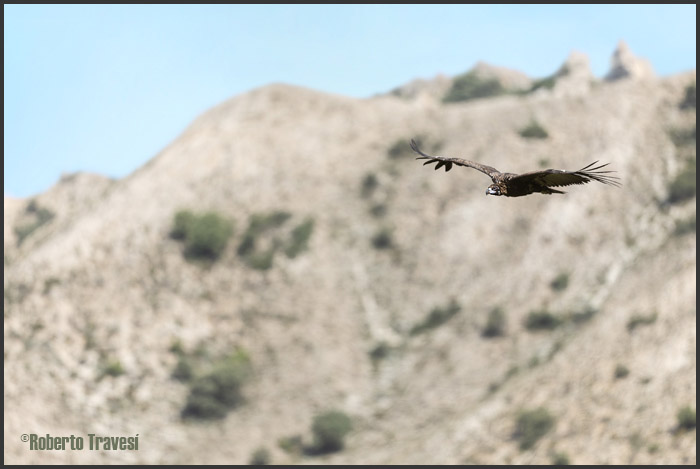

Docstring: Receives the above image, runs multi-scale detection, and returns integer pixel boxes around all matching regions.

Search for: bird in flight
[411,139,621,197]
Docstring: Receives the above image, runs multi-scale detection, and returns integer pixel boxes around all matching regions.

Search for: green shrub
[237,232,256,257]
[410,300,461,335]
[550,451,571,465]
[248,211,292,235]
[237,210,292,268]
[674,215,696,236]
[443,71,506,103]
[171,210,233,261]
[482,307,506,338]
[538,157,552,168]
[169,339,186,356]
[626,312,658,332]
[528,75,558,93]
[515,407,555,450]
[361,173,379,197]
[284,218,315,258]
[614,364,630,379]
[371,227,394,250]
[570,306,598,324]
[519,120,549,139]
[245,248,275,271]
[677,406,696,430]
[666,158,696,204]
[550,272,569,292]
[249,447,271,465]
[488,365,521,394]
[181,350,251,420]
[370,203,387,218]
[522,64,569,95]
[100,359,125,379]
[172,356,195,382]
[25,199,40,213]
[525,310,562,331]
[309,410,352,454]
[14,201,55,246]
[680,81,696,110]
[668,125,696,147]
[369,342,391,363]
[184,212,234,260]
[170,210,195,240]
[42,277,61,295]
[33,206,54,224]
[278,435,303,455]
[628,432,644,450]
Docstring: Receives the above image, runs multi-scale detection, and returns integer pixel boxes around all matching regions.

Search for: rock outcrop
[470,61,533,91]
[552,51,595,97]
[605,40,655,81]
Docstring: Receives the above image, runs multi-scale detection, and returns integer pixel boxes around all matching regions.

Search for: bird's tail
[576,161,622,187]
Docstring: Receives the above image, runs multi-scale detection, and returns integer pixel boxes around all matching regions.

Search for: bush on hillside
[680,81,696,110]
[614,364,630,379]
[550,451,571,465]
[237,210,293,269]
[519,120,549,139]
[674,215,696,236]
[170,210,233,261]
[550,272,569,292]
[100,359,125,379]
[184,212,234,260]
[443,71,507,103]
[411,300,461,335]
[668,125,696,148]
[371,227,394,250]
[515,407,555,450]
[309,410,353,454]
[284,218,315,258]
[361,173,379,197]
[482,307,506,338]
[249,447,271,465]
[677,406,696,430]
[15,200,55,246]
[626,312,658,332]
[170,210,195,240]
[181,350,251,420]
[524,309,562,331]
[666,158,696,205]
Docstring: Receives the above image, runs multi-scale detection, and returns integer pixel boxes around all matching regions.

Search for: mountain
[4,44,696,465]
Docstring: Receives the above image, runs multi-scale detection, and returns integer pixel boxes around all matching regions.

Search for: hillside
[4,44,696,464]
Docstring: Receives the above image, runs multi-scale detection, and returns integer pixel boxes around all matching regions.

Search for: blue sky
[4,4,696,198]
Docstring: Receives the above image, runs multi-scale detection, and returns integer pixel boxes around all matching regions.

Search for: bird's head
[486,184,502,196]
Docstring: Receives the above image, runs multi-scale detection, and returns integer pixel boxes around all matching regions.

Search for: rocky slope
[4,43,696,464]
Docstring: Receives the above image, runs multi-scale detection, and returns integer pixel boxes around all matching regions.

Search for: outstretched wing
[508,161,622,188]
[410,139,501,179]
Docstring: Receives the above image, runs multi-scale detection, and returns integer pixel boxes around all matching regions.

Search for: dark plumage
[410,139,621,197]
